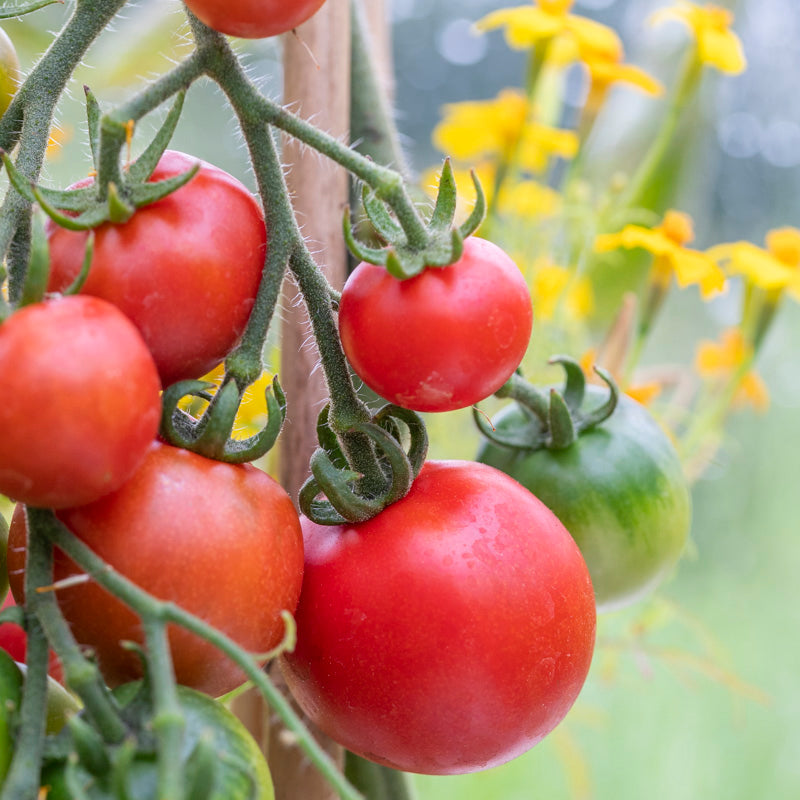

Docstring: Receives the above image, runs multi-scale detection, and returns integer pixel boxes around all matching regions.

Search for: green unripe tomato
[0,27,20,119]
[0,649,23,785]
[478,388,691,612]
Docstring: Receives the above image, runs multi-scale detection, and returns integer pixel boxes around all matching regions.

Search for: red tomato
[281,460,596,775]
[338,237,533,412]
[183,0,328,39]
[47,150,266,386]
[8,442,304,697]
[0,593,63,682]
[0,295,161,508]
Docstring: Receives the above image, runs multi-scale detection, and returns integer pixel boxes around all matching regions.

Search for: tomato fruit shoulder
[281,460,595,775]
[0,295,161,509]
[46,150,266,386]
[8,442,304,697]
[478,388,691,611]
[183,0,328,39]
[338,237,533,412]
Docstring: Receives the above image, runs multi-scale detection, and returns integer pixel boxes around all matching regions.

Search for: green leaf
[127,91,186,184]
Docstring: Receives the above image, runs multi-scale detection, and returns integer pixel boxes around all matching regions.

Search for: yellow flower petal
[710,241,796,290]
[476,7,564,49]
[498,179,562,217]
[669,248,726,298]
[766,227,800,268]
[650,1,746,74]
[735,371,769,412]
[595,225,674,256]
[695,328,747,375]
[587,60,664,95]
[626,381,662,406]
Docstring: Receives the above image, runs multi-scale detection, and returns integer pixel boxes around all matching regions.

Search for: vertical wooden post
[232,3,351,800]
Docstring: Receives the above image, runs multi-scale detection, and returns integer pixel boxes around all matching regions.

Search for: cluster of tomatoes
[0,0,692,790]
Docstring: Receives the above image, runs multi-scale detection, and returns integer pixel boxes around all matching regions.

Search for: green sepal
[19,210,50,307]
[84,85,102,168]
[350,420,413,507]
[62,232,95,296]
[385,248,424,279]
[106,182,136,224]
[127,92,186,184]
[458,169,487,239]
[110,737,138,800]
[362,185,403,242]
[34,184,96,214]
[127,161,199,208]
[577,366,619,432]
[547,389,576,449]
[316,404,349,471]
[0,0,62,19]
[549,355,585,413]
[305,448,382,524]
[428,158,457,234]
[160,375,287,464]
[298,477,349,526]
[32,186,110,232]
[343,207,388,266]
[425,227,463,267]
[373,404,428,475]
[475,356,621,453]
[63,755,94,800]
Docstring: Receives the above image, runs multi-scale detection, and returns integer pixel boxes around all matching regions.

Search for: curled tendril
[473,356,620,452]
[299,404,429,525]
[343,158,486,278]
[160,375,286,464]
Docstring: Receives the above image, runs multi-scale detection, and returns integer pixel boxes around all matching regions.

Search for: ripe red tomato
[0,295,161,509]
[7,442,304,697]
[183,0,328,39]
[338,237,533,412]
[281,460,596,775]
[47,150,266,386]
[0,594,63,682]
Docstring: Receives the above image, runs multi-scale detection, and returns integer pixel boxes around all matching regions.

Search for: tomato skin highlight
[338,237,533,412]
[8,442,304,697]
[46,150,266,385]
[478,389,692,611]
[0,295,161,509]
[183,0,328,39]
[281,460,595,775]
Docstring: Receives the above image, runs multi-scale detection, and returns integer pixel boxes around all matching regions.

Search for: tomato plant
[183,0,328,39]
[46,150,266,386]
[338,237,533,412]
[281,460,596,775]
[478,387,692,611]
[7,442,304,698]
[41,682,274,800]
[0,296,161,509]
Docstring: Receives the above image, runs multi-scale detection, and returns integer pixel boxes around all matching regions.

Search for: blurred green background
[3,0,799,797]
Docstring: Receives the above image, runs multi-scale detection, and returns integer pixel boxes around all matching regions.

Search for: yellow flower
[433,89,578,171]
[529,258,594,321]
[548,35,663,98]
[708,227,800,299]
[46,124,73,161]
[651,1,746,74]
[694,329,768,411]
[477,0,622,63]
[595,210,726,299]
[500,179,562,217]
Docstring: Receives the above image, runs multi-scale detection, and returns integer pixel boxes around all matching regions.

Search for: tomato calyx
[299,403,428,524]
[344,158,486,279]
[474,355,619,451]
[2,90,196,231]
[160,374,287,464]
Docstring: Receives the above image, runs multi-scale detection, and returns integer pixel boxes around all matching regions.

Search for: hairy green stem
[0,518,53,800]
[0,0,128,298]
[24,509,128,744]
[142,618,186,800]
[350,0,409,175]
[36,510,364,800]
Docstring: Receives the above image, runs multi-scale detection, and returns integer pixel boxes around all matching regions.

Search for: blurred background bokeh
[2,1,799,797]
